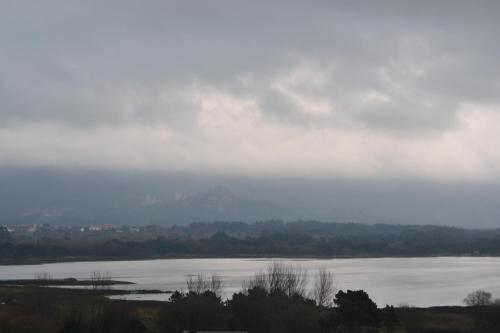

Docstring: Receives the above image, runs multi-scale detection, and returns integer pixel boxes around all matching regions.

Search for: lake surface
[1,257,499,307]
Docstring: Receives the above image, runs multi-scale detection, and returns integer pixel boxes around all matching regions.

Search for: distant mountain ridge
[0,181,296,226]
[3,169,500,228]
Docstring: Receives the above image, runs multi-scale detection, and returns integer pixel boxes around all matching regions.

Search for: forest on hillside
[3,221,500,262]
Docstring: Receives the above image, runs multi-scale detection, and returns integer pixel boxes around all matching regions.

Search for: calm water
[1,257,499,307]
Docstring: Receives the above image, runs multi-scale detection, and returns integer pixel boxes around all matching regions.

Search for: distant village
[3,223,135,234]
[0,223,178,243]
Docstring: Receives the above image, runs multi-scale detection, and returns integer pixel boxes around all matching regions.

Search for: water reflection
[1,257,499,307]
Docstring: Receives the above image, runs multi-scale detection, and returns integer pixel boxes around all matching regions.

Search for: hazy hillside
[2,169,500,228]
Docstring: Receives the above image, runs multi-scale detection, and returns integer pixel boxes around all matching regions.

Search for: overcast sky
[2,1,500,182]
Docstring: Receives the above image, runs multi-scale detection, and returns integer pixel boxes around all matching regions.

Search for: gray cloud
[1,1,500,179]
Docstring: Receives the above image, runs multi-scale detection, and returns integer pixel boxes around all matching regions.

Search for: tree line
[4,224,500,260]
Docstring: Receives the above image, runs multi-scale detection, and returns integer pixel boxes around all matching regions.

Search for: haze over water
[1,257,498,307]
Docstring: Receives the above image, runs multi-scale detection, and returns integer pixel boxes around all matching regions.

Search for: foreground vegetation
[1,263,500,333]
[4,221,500,263]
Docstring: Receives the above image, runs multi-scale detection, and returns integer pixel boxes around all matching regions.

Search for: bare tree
[186,273,208,294]
[312,268,336,307]
[244,261,308,297]
[186,273,224,297]
[34,271,52,281]
[243,272,267,291]
[209,273,224,298]
[464,290,492,306]
[90,270,112,289]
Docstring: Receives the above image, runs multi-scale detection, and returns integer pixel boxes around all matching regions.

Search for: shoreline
[0,278,134,286]
[0,253,497,266]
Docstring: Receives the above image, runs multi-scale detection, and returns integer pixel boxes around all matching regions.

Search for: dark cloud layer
[1,1,500,179]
